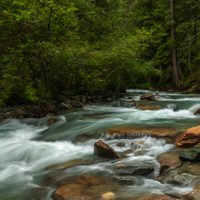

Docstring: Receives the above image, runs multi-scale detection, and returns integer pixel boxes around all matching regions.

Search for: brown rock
[139,105,162,110]
[140,93,155,101]
[94,140,120,159]
[168,89,174,93]
[17,115,24,119]
[141,194,181,200]
[104,125,180,139]
[102,98,113,102]
[174,125,200,147]
[116,142,126,147]
[51,184,85,200]
[194,109,200,115]
[47,117,59,126]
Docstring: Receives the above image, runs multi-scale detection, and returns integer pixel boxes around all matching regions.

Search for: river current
[0,89,200,200]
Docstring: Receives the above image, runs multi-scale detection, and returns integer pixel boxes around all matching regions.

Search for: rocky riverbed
[1,89,200,200]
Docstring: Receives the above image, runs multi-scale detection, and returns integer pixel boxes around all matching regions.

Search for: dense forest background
[0,0,200,105]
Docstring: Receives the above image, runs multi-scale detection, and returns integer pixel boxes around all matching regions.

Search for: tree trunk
[170,0,180,87]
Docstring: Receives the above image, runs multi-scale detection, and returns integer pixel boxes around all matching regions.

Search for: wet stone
[179,148,200,162]
[116,142,126,147]
[94,140,121,159]
[119,149,136,158]
[117,176,141,186]
[140,93,155,101]
[138,105,162,110]
[113,163,154,175]
[166,173,200,186]
[174,125,200,147]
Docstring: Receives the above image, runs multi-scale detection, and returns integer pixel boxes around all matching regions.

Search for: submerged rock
[179,148,200,162]
[113,163,154,175]
[157,153,182,173]
[183,182,200,200]
[138,105,162,110]
[174,125,200,147]
[75,175,110,186]
[46,158,94,170]
[140,93,155,101]
[51,183,85,200]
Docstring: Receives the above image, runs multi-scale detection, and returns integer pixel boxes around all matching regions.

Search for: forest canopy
[0,0,200,104]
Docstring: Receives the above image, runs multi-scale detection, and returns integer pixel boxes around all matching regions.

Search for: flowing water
[1,89,200,200]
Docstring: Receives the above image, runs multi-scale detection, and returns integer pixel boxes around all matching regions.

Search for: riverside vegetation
[0,0,200,107]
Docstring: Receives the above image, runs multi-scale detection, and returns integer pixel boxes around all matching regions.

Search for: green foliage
[1,0,200,105]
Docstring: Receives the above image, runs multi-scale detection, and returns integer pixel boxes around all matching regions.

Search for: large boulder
[165,173,200,186]
[140,93,155,101]
[113,163,154,175]
[94,140,121,159]
[179,148,200,162]
[139,105,162,110]
[155,162,200,185]
[174,126,200,147]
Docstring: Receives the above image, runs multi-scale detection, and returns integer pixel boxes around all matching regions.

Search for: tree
[170,0,180,87]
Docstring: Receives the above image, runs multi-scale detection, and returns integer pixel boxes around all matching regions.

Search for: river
[0,89,200,200]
